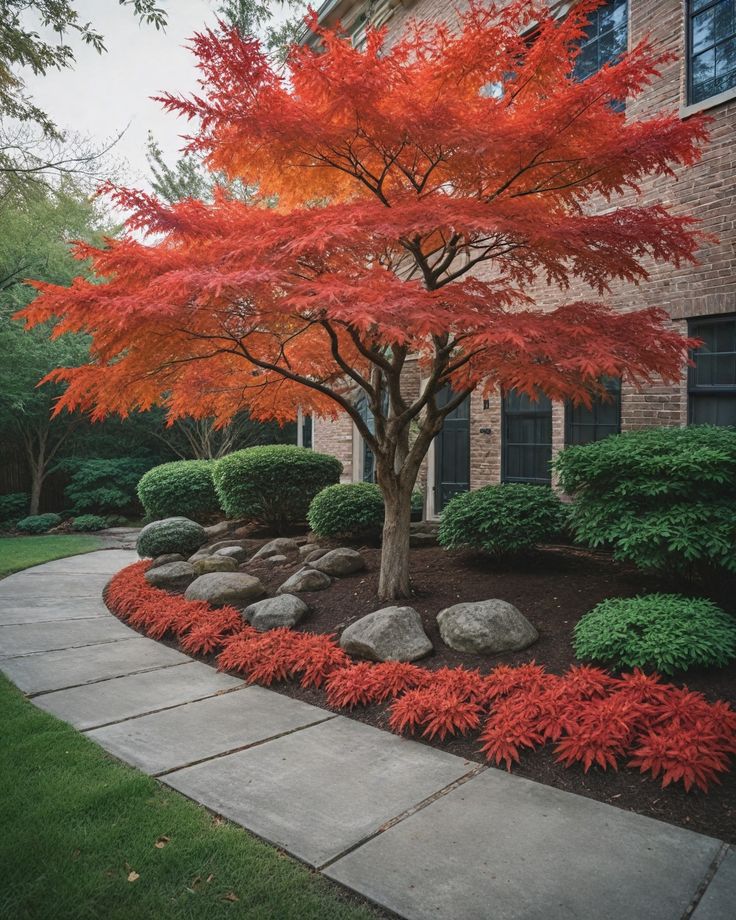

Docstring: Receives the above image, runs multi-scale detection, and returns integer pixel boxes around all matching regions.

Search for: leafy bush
[574,594,736,674]
[555,426,736,575]
[438,484,568,557]
[137,460,219,521]
[63,457,152,515]
[16,513,63,534]
[308,483,385,537]
[214,446,342,533]
[71,514,108,532]
[136,517,207,558]
[0,492,29,522]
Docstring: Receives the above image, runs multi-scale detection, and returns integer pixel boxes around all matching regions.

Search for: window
[688,1,736,104]
[688,314,736,425]
[502,389,552,484]
[296,409,312,449]
[573,0,628,82]
[565,378,621,445]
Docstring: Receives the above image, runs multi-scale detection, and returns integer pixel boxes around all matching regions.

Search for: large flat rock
[88,685,328,773]
[163,716,474,867]
[0,637,190,695]
[691,847,736,920]
[35,661,244,731]
[326,767,722,920]
[0,617,136,658]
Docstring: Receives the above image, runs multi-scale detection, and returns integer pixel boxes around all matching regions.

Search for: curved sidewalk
[0,550,733,920]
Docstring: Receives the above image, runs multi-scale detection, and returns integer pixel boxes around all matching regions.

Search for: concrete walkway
[0,549,733,920]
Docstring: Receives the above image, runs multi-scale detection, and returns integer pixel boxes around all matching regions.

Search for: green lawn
[0,541,379,920]
[0,534,103,578]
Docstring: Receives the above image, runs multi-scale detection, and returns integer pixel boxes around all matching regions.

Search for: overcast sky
[23,1,290,191]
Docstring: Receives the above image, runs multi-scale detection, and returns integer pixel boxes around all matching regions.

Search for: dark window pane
[688,316,736,426]
[689,0,736,102]
[693,9,715,53]
[502,388,552,483]
[691,395,736,425]
[565,378,621,446]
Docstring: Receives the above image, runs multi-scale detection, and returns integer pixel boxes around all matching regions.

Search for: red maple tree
[22,0,709,599]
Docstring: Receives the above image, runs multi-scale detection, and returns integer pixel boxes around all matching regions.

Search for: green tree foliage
[62,456,153,514]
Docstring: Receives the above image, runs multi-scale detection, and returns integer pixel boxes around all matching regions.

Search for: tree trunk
[377,474,414,601]
[29,469,43,516]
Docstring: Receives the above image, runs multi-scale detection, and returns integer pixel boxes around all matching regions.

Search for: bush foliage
[136,516,206,558]
[16,513,62,534]
[70,514,108,532]
[213,446,342,533]
[308,483,385,538]
[555,426,736,575]
[438,484,567,557]
[63,456,152,515]
[137,460,219,521]
[0,492,29,522]
[574,594,736,675]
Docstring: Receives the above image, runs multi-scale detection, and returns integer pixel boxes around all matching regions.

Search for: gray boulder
[244,594,309,631]
[215,545,248,563]
[203,521,232,539]
[265,554,288,565]
[192,555,238,575]
[185,572,266,608]
[277,567,331,594]
[437,600,538,654]
[340,607,432,661]
[250,537,299,561]
[144,561,197,592]
[208,539,251,553]
[310,547,366,577]
[303,546,329,563]
[136,517,206,559]
[150,553,185,569]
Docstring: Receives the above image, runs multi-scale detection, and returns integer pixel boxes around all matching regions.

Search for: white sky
[22,1,292,190]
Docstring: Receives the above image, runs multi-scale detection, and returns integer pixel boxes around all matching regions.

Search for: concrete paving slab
[0,637,190,694]
[87,685,329,772]
[0,572,113,598]
[325,767,722,920]
[14,550,137,575]
[34,660,244,730]
[691,847,736,920]
[163,716,475,868]
[0,617,137,658]
[0,601,108,625]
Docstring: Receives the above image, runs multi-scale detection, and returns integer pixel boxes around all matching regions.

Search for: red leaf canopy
[21,0,709,424]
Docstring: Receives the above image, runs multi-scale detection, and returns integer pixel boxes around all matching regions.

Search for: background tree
[23,1,709,598]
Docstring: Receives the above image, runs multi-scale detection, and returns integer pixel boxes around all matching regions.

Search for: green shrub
[574,593,736,674]
[63,457,152,515]
[555,426,736,575]
[438,484,568,557]
[214,446,342,533]
[136,517,206,558]
[71,514,108,532]
[0,493,29,522]
[137,460,219,521]
[308,483,385,538]
[16,513,63,534]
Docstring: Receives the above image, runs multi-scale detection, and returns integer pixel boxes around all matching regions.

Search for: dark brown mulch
[241,543,736,845]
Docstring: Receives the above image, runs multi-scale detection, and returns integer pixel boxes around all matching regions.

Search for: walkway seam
[680,841,731,919]
[26,658,194,698]
[0,633,145,661]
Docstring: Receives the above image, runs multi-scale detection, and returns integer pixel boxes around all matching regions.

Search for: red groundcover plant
[107,563,736,793]
[23,0,710,600]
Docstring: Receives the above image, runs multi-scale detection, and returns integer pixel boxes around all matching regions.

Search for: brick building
[304,0,736,517]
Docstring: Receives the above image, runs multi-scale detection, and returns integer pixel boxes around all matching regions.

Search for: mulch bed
[244,543,736,844]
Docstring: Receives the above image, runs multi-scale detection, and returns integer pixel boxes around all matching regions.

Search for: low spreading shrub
[574,594,736,674]
[307,483,385,538]
[438,484,567,557]
[555,426,736,575]
[70,514,108,532]
[136,516,206,558]
[106,562,736,793]
[214,446,342,533]
[0,492,29,522]
[63,457,152,515]
[15,513,62,534]
[137,459,220,521]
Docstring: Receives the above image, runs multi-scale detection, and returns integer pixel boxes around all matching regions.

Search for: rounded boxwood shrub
[136,516,206,558]
[137,460,219,521]
[214,446,342,533]
[438,484,567,558]
[71,514,108,532]
[308,483,385,538]
[555,426,736,575]
[574,593,736,674]
[16,513,62,534]
[0,492,28,522]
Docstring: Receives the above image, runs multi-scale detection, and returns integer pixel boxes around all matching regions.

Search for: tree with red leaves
[22,1,709,599]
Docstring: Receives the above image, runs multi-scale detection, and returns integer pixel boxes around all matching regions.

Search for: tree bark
[29,468,43,516]
[377,470,414,601]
